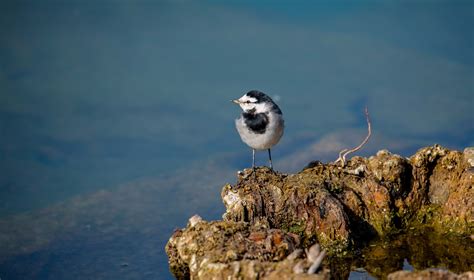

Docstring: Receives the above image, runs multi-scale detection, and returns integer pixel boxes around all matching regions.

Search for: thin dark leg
[268,149,273,170]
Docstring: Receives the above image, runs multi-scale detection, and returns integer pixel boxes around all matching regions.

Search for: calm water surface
[1,2,472,279]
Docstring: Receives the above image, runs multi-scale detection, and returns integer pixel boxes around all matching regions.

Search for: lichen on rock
[166,145,473,279]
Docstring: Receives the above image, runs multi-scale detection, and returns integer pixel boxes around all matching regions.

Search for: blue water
[0,2,472,279]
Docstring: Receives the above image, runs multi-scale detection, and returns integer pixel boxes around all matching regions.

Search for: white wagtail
[232,90,284,171]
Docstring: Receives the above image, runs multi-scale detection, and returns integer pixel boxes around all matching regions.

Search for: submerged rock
[388,269,474,280]
[166,145,473,279]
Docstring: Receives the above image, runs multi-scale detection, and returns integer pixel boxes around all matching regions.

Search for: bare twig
[334,107,372,167]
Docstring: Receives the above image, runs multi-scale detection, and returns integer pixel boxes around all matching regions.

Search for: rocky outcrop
[166,145,473,279]
[166,216,330,279]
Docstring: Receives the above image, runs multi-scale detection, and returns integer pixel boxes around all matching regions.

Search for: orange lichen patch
[373,190,388,207]
[248,231,266,242]
[271,231,283,246]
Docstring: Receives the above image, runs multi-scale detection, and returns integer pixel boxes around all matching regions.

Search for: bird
[232,90,284,171]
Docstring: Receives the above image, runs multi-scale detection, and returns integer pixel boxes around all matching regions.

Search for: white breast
[235,112,284,150]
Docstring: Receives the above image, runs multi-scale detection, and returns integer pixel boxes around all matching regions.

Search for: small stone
[305,244,321,263]
[188,214,203,227]
[463,147,474,167]
[347,165,366,175]
[376,149,391,157]
[286,249,303,260]
[293,260,305,274]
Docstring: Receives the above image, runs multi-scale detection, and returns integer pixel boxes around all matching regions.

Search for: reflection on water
[342,232,473,279]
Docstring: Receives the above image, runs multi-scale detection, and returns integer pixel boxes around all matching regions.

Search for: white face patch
[236,94,270,113]
[238,95,257,104]
[236,94,256,112]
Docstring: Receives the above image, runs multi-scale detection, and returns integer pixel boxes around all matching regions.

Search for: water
[343,232,473,279]
[0,2,473,279]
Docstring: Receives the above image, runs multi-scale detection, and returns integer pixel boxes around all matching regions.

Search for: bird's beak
[231,99,240,104]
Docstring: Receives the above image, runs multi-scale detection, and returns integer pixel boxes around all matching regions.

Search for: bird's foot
[238,167,257,180]
[238,166,277,182]
[252,166,257,180]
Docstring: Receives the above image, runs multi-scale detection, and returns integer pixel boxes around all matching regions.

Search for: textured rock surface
[222,168,351,252]
[166,145,473,279]
[165,219,329,279]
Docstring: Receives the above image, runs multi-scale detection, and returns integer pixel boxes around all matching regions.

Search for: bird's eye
[246,101,251,104]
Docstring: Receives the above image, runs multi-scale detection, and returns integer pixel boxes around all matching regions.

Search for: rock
[464,147,474,168]
[222,166,351,252]
[166,145,474,279]
[188,214,203,227]
[409,146,473,234]
[165,219,331,279]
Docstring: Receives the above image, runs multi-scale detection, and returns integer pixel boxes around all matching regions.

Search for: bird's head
[232,90,280,114]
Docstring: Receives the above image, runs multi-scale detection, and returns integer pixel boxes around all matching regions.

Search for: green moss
[288,220,306,235]
[326,183,344,194]
[413,205,440,225]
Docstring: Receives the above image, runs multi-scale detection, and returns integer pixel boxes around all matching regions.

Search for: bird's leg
[252,148,256,171]
[268,149,273,171]
[251,148,257,179]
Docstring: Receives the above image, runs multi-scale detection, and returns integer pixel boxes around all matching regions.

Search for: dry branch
[334,107,372,167]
